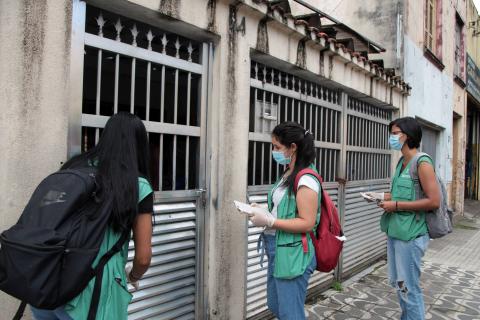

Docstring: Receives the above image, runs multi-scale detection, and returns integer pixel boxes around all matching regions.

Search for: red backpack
[294,168,344,272]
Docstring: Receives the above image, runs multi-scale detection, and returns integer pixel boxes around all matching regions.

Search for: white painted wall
[404,36,453,181]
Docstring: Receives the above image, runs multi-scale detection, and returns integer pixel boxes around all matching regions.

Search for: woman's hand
[378,201,397,212]
[249,203,275,227]
[125,263,139,291]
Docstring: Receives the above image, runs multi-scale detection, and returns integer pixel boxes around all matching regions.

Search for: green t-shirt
[65,177,153,320]
[380,156,432,241]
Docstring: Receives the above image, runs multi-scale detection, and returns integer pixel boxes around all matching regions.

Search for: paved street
[305,200,480,320]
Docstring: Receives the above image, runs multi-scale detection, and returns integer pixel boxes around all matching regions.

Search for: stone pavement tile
[425,307,460,320]
[325,310,362,320]
[336,304,372,319]
[340,299,376,312]
[427,306,480,320]
[307,304,338,319]
[310,297,344,310]
[431,294,480,316]
[364,305,399,319]
[443,286,480,300]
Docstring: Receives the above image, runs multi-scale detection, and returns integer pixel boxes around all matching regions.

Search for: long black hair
[272,122,315,189]
[62,112,151,233]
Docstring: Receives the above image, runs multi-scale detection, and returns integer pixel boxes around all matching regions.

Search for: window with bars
[346,97,392,181]
[248,62,342,185]
[247,62,393,186]
[425,0,437,52]
[81,6,204,192]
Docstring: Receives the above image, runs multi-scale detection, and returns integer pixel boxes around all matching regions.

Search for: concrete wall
[0,0,73,316]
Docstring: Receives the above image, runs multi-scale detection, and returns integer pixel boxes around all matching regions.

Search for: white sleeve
[298,175,320,193]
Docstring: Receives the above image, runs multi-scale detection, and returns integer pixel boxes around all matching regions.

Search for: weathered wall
[0,0,73,317]
[452,85,467,213]
[311,0,404,72]
[404,0,467,207]
[403,36,453,181]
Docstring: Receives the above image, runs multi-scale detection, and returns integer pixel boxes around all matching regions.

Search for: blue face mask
[389,134,404,150]
[272,150,291,165]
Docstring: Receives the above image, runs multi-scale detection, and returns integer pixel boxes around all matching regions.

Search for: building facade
[0,0,408,319]
[313,0,469,215]
[465,0,480,200]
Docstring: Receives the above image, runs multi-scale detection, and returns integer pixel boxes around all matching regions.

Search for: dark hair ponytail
[272,122,316,189]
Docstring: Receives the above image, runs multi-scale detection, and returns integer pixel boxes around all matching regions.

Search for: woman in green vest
[376,117,440,320]
[249,122,321,320]
[30,112,154,320]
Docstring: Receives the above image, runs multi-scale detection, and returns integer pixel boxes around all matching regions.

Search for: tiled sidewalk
[305,261,480,320]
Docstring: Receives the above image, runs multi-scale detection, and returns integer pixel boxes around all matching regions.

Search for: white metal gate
[342,97,392,278]
[246,61,393,318]
[73,3,208,319]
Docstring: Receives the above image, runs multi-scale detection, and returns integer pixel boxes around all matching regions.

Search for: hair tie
[304,130,310,136]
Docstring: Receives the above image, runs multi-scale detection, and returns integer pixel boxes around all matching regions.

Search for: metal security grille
[248,62,341,186]
[341,180,390,277]
[346,97,392,181]
[341,97,392,278]
[77,5,208,319]
[246,61,393,319]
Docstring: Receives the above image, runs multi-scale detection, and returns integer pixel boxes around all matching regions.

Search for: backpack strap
[293,168,322,254]
[406,152,432,221]
[396,156,405,171]
[12,301,27,320]
[408,152,430,182]
[87,228,130,320]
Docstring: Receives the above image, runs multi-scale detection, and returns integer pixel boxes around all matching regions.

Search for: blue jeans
[30,306,72,320]
[264,234,316,320]
[387,234,429,320]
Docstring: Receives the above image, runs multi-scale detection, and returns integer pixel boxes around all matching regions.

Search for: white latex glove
[364,192,384,202]
[125,263,139,291]
[249,203,275,228]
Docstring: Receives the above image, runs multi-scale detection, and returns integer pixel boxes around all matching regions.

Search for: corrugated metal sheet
[246,183,339,319]
[341,180,390,277]
[127,200,197,320]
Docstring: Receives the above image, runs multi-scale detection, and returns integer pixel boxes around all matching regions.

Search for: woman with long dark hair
[30,112,153,320]
[248,122,320,319]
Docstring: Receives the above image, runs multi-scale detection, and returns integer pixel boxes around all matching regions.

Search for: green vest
[380,156,431,241]
[268,165,321,279]
[65,177,153,320]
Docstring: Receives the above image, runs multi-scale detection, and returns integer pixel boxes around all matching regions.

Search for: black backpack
[0,168,129,320]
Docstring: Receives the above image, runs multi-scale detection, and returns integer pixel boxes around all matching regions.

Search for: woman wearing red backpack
[248,122,321,320]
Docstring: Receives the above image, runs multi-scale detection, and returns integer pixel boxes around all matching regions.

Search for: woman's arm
[129,213,152,281]
[379,162,440,212]
[273,186,318,233]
